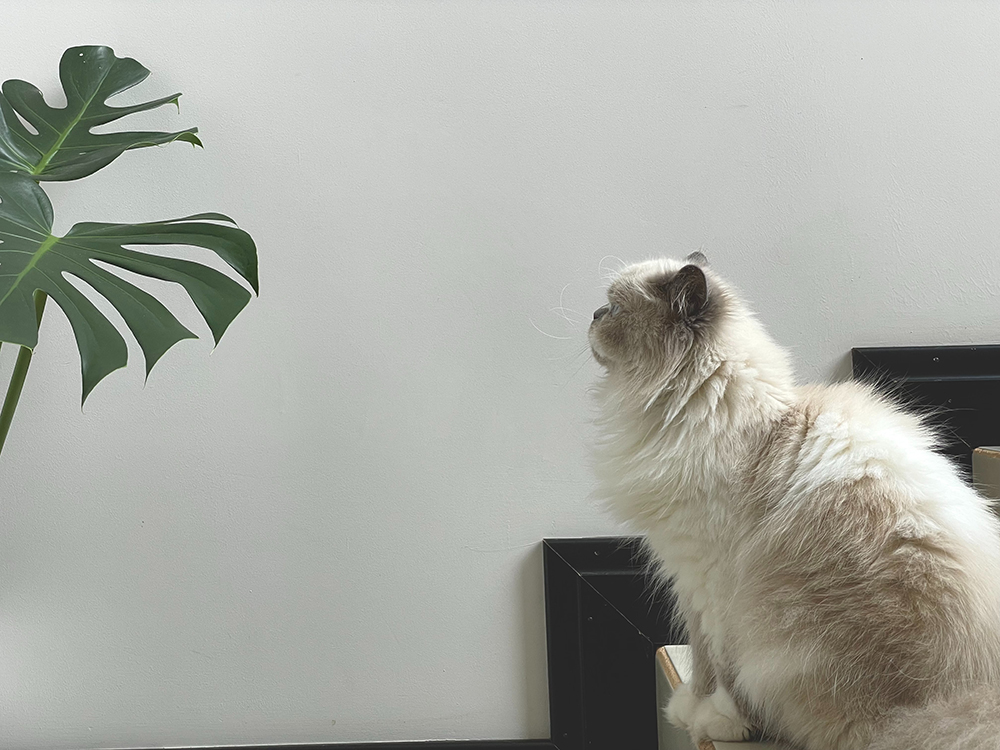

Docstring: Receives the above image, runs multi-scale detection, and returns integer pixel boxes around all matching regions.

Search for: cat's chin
[588,329,610,367]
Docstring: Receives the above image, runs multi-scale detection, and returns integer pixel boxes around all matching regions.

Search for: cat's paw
[690,688,753,742]
[665,683,699,730]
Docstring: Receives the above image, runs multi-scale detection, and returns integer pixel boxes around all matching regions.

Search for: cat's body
[589,257,1000,750]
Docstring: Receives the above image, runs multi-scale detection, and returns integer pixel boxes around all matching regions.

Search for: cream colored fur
[590,258,1000,750]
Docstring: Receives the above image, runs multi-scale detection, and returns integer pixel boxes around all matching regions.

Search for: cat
[589,254,1000,750]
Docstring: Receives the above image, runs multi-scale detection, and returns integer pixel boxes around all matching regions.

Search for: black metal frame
[542,537,682,750]
[852,344,1000,476]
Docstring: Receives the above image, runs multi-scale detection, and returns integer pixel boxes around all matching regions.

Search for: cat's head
[588,253,727,376]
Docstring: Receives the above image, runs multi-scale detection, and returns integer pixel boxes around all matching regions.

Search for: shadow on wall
[828,351,855,382]
[519,543,550,737]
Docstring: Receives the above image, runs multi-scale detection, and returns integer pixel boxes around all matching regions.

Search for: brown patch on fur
[737,451,985,743]
[740,408,813,518]
[713,398,998,745]
[870,686,1000,750]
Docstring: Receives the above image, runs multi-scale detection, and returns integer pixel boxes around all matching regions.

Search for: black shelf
[852,344,1000,475]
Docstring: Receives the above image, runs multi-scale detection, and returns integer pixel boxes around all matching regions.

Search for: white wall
[1,2,999,747]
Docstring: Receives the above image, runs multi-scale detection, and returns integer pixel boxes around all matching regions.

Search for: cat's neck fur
[594,311,796,554]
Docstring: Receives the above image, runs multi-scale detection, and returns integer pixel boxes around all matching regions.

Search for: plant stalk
[0,291,47,457]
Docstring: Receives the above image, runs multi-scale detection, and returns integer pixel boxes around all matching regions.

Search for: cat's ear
[685,251,708,266]
[659,264,709,322]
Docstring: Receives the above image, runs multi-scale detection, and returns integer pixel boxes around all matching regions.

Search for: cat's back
[791,380,940,486]
[733,380,1000,737]
[758,378,1000,560]
[743,379,1000,673]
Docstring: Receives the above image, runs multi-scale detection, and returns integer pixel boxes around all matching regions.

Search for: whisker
[566,351,596,383]
[599,254,627,282]
[551,306,585,325]
[549,283,586,326]
[528,317,573,340]
[547,345,590,362]
[559,283,571,310]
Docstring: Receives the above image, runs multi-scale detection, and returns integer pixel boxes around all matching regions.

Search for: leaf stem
[0,292,47,458]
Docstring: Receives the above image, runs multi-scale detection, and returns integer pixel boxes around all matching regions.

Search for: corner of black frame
[543,537,683,750]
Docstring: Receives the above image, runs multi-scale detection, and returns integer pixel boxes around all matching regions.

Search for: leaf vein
[31,63,115,176]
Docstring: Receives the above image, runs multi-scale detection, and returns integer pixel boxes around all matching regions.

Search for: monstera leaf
[0,171,257,402]
[0,45,200,181]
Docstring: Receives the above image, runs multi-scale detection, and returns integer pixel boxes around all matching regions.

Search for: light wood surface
[656,646,777,750]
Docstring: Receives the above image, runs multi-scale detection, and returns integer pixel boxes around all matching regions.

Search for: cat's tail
[866,686,1000,750]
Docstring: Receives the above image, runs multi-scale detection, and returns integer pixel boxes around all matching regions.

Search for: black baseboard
[206,744,556,750]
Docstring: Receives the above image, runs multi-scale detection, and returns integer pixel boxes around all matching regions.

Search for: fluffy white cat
[589,255,1000,750]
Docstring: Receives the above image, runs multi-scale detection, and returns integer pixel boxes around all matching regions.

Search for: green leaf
[0,171,257,402]
[0,45,201,181]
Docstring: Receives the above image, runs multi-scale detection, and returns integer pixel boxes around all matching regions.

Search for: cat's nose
[593,305,610,321]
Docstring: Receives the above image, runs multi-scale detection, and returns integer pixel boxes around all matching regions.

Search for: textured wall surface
[1,2,998,747]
